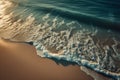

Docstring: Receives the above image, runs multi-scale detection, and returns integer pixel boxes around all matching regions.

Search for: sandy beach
[0,39,94,80]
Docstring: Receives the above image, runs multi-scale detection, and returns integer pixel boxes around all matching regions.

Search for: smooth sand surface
[0,39,93,80]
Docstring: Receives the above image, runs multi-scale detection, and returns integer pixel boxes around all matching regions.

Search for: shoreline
[0,38,94,80]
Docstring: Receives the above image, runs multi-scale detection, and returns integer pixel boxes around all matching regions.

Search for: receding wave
[0,0,120,80]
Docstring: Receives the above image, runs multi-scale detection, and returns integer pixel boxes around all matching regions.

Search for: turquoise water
[15,0,120,31]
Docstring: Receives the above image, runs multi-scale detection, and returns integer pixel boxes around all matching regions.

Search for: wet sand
[0,39,93,80]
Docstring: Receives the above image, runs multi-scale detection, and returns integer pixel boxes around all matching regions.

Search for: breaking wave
[0,0,120,80]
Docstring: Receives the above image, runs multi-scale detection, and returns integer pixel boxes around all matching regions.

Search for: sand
[0,38,94,80]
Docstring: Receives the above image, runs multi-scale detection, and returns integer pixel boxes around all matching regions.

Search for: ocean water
[0,0,120,79]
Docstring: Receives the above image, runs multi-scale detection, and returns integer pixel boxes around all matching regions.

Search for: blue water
[0,0,120,80]
[15,0,120,31]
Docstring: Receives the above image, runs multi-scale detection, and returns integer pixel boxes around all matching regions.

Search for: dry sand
[0,38,93,80]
